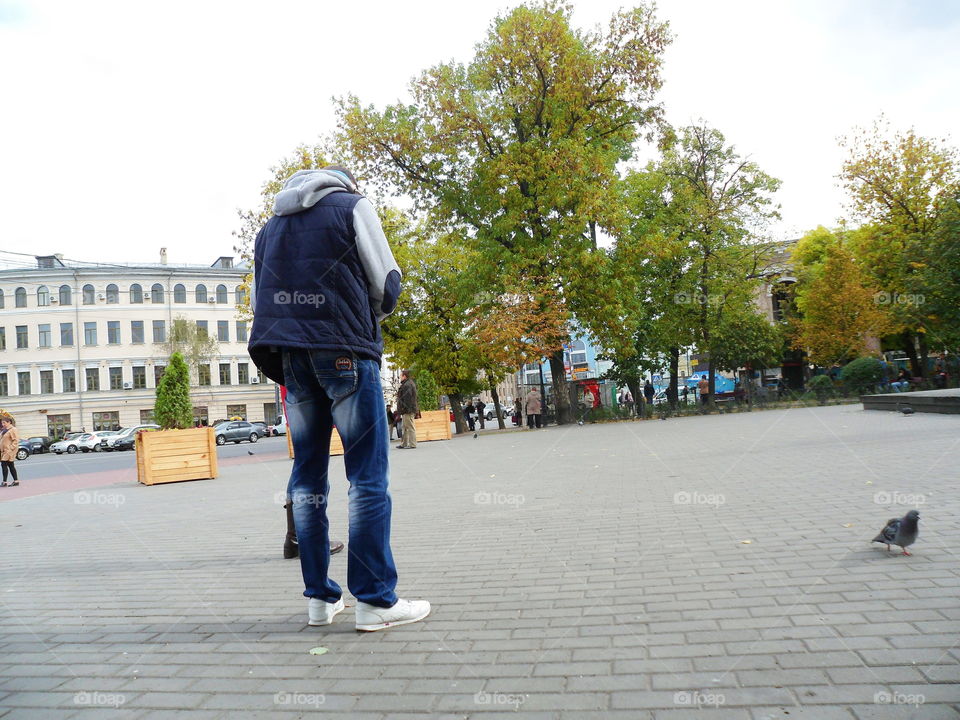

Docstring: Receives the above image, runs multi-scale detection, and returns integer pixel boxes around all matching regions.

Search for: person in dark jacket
[643,380,655,405]
[396,370,419,448]
[248,165,429,632]
[463,402,475,432]
[386,404,395,440]
[475,399,486,430]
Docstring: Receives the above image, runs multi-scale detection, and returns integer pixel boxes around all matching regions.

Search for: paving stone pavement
[1,403,959,719]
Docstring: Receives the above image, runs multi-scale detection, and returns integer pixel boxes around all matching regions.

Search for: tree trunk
[903,332,921,377]
[448,392,467,435]
[490,382,505,430]
[917,332,929,379]
[668,347,680,409]
[548,350,573,425]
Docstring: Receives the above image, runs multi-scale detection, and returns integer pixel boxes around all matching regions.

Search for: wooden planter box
[288,410,451,459]
[137,427,218,485]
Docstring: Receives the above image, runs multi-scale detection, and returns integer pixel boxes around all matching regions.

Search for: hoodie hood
[273,169,357,216]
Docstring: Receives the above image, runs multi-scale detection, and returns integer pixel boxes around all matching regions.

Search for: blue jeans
[282,349,398,607]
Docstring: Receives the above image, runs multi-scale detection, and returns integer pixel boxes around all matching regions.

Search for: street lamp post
[538,360,547,426]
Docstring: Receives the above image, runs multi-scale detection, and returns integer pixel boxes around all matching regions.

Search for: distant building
[0,252,279,438]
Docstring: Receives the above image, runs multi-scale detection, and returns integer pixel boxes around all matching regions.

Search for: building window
[151,283,164,303]
[195,284,208,303]
[154,365,165,387]
[173,284,186,303]
[109,367,123,390]
[129,284,143,303]
[38,324,51,348]
[92,411,119,431]
[192,406,209,426]
[107,321,120,344]
[152,320,165,343]
[37,286,50,306]
[219,363,231,385]
[18,371,31,395]
[236,321,248,342]
[132,366,146,389]
[257,367,267,384]
[0,372,7,397]
[263,402,277,424]
[83,284,95,304]
[217,320,229,342]
[60,323,73,346]
[59,285,72,305]
[131,321,144,344]
[226,404,246,420]
[0,327,5,351]
[84,322,97,345]
[62,369,76,393]
[16,325,28,349]
[15,287,26,307]
[198,364,211,386]
[106,284,119,303]
[85,367,100,391]
[40,370,54,394]
[47,414,71,440]
[196,320,208,338]
[139,409,155,424]
[235,286,246,306]
[216,284,228,304]
[237,362,249,384]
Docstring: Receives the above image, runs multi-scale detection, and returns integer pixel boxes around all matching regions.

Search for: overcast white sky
[1,0,958,269]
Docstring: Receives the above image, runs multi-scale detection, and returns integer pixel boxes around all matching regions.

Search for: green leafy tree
[154,352,193,429]
[337,0,671,423]
[840,356,884,395]
[412,369,440,412]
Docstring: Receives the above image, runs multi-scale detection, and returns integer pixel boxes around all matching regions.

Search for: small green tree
[413,369,440,412]
[154,352,193,429]
[163,315,220,377]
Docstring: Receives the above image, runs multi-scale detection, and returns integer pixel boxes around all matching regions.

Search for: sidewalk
[1,404,959,718]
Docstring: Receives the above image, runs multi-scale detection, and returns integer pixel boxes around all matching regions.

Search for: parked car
[114,427,159,451]
[76,430,121,452]
[103,424,160,450]
[16,441,31,461]
[213,421,260,445]
[25,436,53,454]
[250,421,268,437]
[51,431,87,454]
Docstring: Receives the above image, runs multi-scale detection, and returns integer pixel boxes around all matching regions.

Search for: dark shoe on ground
[330,540,344,555]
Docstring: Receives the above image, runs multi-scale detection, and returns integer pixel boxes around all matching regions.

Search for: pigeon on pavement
[872,510,920,555]
[897,402,915,415]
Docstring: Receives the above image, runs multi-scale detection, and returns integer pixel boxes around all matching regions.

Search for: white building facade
[0,254,278,438]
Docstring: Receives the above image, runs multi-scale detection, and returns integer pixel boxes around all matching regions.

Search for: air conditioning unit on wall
[251,376,260,384]
[123,382,133,390]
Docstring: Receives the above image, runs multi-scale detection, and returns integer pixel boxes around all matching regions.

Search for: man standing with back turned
[249,165,430,632]
[396,370,418,449]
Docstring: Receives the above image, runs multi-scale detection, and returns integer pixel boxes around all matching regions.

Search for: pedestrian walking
[464,401,475,432]
[643,380,655,407]
[386,403,395,440]
[397,370,419,449]
[525,388,543,429]
[475,398,486,430]
[513,398,522,426]
[698,375,710,406]
[248,164,429,631]
[1,414,20,487]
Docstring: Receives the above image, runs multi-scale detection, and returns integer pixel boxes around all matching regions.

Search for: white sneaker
[355,598,431,632]
[308,597,345,626]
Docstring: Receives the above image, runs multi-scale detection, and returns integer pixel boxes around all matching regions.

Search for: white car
[51,432,86,454]
[269,414,287,436]
[103,424,159,450]
[77,431,119,452]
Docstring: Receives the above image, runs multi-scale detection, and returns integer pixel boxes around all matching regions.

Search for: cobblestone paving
[1,404,959,719]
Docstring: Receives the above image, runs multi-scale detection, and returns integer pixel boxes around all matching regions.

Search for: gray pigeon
[872,510,920,555]
[897,402,915,415]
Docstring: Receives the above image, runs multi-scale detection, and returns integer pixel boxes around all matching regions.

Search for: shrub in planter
[138,351,217,485]
[841,356,884,395]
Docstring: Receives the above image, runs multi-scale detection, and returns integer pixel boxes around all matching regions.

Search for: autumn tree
[337,1,671,423]
[791,242,892,366]
[162,315,220,380]
[839,118,960,375]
